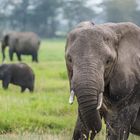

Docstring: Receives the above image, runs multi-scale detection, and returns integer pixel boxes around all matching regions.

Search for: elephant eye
[67,55,72,63]
[106,56,113,65]
[104,37,110,43]
[106,59,110,65]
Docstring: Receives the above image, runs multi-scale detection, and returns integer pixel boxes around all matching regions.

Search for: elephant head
[1,34,9,62]
[65,22,139,135]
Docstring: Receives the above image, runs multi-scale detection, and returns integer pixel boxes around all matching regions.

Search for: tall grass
[0,39,139,139]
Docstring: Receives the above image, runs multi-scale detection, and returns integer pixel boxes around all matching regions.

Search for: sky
[88,0,103,13]
[88,0,103,5]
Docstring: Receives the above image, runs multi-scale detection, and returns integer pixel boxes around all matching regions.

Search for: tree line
[0,0,140,38]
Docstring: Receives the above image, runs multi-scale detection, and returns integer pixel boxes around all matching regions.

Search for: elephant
[65,21,140,140]
[0,63,35,92]
[1,32,40,62]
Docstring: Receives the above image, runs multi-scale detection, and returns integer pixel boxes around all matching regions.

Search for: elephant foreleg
[73,111,96,140]
[105,104,139,140]
[73,116,81,140]
[2,75,11,89]
[21,86,26,93]
[9,49,13,61]
[106,122,130,140]
[2,79,10,89]
[2,81,9,89]
[131,108,140,136]
[16,52,22,61]
[28,86,34,93]
[32,52,38,62]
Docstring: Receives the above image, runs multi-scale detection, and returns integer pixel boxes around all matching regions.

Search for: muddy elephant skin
[65,21,140,140]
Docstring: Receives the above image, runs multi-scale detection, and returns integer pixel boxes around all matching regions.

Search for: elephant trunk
[76,86,102,133]
[73,67,104,134]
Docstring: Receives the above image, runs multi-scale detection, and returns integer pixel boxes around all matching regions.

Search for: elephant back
[10,32,40,52]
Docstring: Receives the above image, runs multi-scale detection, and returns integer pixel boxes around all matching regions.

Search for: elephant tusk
[97,92,103,110]
[69,90,75,105]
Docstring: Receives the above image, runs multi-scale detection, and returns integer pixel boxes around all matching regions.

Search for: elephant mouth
[69,90,103,110]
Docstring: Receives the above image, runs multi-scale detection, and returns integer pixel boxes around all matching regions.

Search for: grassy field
[0,39,139,140]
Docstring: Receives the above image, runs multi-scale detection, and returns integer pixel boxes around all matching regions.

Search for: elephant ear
[65,39,73,90]
[109,22,140,99]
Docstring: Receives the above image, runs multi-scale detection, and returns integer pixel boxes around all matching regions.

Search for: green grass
[0,39,139,139]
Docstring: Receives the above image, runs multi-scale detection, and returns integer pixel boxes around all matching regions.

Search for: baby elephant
[0,63,35,92]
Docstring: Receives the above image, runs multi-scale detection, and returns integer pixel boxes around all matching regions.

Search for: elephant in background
[1,32,41,62]
[0,63,35,92]
[65,21,140,140]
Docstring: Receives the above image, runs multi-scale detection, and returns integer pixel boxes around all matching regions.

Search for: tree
[0,0,63,37]
[11,0,30,30]
[29,0,63,37]
[63,0,96,30]
[101,0,140,25]
[0,0,16,33]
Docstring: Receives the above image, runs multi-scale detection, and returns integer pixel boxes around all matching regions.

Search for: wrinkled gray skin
[1,32,40,62]
[65,21,140,140]
[0,63,35,92]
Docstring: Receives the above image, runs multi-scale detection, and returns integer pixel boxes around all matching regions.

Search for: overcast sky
[88,0,102,5]
[88,0,103,13]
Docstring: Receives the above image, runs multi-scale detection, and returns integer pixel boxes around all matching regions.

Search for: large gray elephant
[1,32,40,62]
[65,21,140,140]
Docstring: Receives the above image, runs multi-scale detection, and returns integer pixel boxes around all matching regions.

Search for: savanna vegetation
[0,40,139,140]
